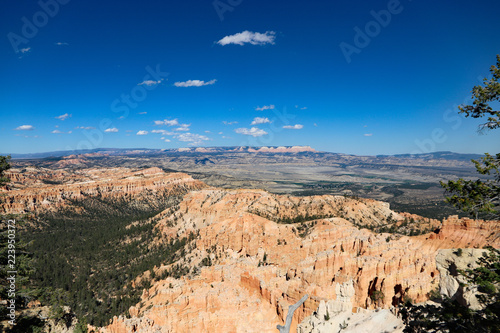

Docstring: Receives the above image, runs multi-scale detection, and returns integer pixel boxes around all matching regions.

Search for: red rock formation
[99,188,499,333]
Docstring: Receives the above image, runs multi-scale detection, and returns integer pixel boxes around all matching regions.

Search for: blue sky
[1,0,500,155]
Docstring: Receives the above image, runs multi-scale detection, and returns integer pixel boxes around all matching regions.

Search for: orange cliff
[99,189,500,333]
[0,167,205,215]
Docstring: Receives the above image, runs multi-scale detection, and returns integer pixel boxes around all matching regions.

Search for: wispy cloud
[235,127,268,137]
[295,105,307,110]
[283,124,303,129]
[20,47,31,54]
[217,31,276,46]
[176,133,210,146]
[222,121,238,125]
[174,79,216,87]
[55,113,71,121]
[255,104,275,111]
[136,130,148,135]
[138,79,164,86]
[251,117,271,125]
[364,133,373,137]
[138,112,147,115]
[51,129,72,134]
[152,129,174,135]
[104,128,119,133]
[51,130,71,134]
[55,42,69,46]
[75,126,96,130]
[14,125,35,131]
[175,124,190,131]
[154,119,179,126]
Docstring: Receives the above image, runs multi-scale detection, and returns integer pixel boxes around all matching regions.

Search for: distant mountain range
[377,151,483,162]
[7,146,482,161]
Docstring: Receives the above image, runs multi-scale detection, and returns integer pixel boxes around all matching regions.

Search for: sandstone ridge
[0,167,205,214]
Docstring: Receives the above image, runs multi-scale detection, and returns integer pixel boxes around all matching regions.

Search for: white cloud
[218,132,223,135]
[14,125,35,131]
[364,133,373,137]
[175,124,190,131]
[154,119,179,126]
[152,129,174,135]
[174,79,216,87]
[138,79,164,86]
[222,121,238,125]
[283,124,303,129]
[138,112,147,115]
[75,126,96,130]
[235,127,268,137]
[104,128,119,133]
[164,138,171,142]
[176,133,209,146]
[255,105,275,111]
[251,117,271,125]
[55,42,69,46]
[51,129,71,134]
[204,130,211,133]
[20,47,31,54]
[55,113,71,121]
[217,31,276,46]
[136,130,148,135]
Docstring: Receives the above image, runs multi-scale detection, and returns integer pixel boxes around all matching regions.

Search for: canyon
[1,157,498,332]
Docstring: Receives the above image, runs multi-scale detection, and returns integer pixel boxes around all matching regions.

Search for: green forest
[0,191,198,330]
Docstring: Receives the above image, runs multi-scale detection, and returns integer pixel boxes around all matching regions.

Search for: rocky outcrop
[99,188,499,333]
[427,216,500,249]
[435,248,485,310]
[0,167,205,214]
[298,302,404,333]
